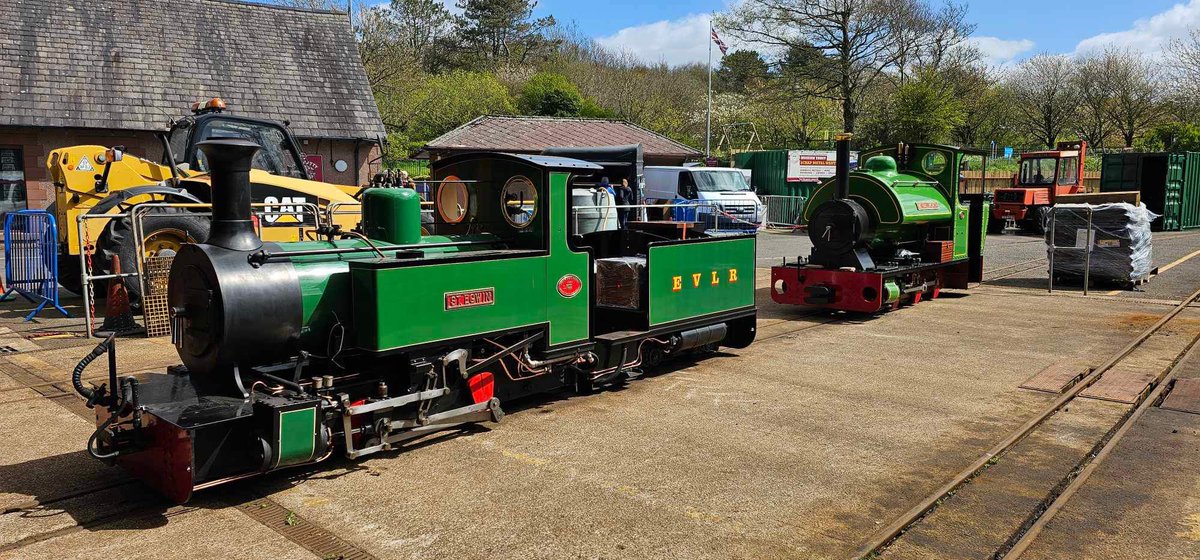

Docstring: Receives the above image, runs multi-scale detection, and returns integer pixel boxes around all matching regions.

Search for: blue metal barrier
[2,210,70,320]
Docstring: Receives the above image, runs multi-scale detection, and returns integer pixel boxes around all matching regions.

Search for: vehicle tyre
[1028,207,1049,235]
[97,207,210,306]
[987,216,1006,235]
[43,203,83,295]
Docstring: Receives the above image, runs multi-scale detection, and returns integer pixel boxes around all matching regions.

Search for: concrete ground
[0,230,1196,559]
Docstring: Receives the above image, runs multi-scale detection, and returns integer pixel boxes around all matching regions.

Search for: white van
[643,166,763,232]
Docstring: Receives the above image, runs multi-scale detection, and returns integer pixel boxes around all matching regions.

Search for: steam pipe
[834,132,852,201]
[197,139,263,251]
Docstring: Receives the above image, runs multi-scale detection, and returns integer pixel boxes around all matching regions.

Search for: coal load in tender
[1045,203,1157,284]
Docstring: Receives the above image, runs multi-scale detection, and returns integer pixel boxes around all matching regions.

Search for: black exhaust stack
[197,139,263,251]
[834,132,852,200]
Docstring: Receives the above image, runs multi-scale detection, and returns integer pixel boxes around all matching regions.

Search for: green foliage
[380,70,515,158]
[1136,122,1200,152]
[715,50,768,93]
[891,71,964,143]
[455,0,558,66]
[518,72,584,116]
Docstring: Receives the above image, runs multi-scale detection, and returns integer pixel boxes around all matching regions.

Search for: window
[922,151,948,174]
[1019,157,1057,186]
[1057,157,1078,185]
[500,176,537,228]
[191,118,305,178]
[0,148,27,217]
[692,170,752,193]
[437,175,470,223]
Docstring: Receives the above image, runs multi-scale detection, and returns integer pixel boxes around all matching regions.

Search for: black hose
[72,335,115,403]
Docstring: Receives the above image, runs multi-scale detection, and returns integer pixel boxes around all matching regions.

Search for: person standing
[615,178,633,227]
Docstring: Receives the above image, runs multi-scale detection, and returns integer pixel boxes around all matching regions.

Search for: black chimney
[198,139,262,251]
[834,132,852,200]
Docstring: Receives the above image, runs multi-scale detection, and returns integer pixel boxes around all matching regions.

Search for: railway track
[851,284,1200,560]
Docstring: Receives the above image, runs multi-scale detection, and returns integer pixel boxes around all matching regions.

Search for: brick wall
[0,126,161,210]
[296,137,382,187]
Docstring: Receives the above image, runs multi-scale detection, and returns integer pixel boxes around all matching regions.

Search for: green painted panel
[351,170,590,351]
[804,175,951,225]
[353,256,548,351]
[953,203,969,259]
[647,237,755,326]
[277,407,316,467]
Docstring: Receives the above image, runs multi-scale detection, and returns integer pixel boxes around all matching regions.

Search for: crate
[923,241,954,264]
[596,256,646,310]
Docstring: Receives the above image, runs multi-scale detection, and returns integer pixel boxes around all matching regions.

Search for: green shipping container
[1099,152,1200,231]
[733,150,819,198]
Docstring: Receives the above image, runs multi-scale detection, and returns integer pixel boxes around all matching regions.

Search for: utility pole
[706,17,713,157]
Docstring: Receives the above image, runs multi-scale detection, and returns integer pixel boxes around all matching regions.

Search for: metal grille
[141,255,174,338]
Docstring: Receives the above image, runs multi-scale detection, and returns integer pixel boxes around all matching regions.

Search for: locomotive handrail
[75,201,323,338]
[246,238,501,264]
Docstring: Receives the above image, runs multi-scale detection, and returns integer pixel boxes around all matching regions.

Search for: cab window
[191,119,305,178]
[1019,157,1056,186]
[1057,157,1078,185]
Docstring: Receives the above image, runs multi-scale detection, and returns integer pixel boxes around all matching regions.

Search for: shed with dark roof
[0,0,385,211]
[419,116,702,166]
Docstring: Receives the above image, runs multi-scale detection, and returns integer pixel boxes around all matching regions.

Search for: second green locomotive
[771,135,989,312]
[79,139,757,503]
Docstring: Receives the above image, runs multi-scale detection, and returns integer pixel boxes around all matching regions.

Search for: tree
[390,0,455,71]
[379,71,515,157]
[1006,55,1079,148]
[455,0,558,65]
[717,0,934,132]
[1072,52,1114,149]
[891,69,963,143]
[715,50,769,93]
[1168,29,1200,105]
[518,72,584,116]
[1104,49,1162,148]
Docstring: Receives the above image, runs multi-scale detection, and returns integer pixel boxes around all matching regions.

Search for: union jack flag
[710,28,728,56]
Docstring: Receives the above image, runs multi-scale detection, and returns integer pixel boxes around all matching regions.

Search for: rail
[570,202,762,235]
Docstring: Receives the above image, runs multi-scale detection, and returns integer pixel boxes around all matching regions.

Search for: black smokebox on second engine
[198,139,263,251]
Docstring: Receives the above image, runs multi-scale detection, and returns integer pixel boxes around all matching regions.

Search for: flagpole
[707,18,714,157]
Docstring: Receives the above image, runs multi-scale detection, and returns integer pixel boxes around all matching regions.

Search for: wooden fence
[960,173,1101,194]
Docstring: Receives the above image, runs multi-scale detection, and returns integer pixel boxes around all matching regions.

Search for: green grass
[389,159,431,179]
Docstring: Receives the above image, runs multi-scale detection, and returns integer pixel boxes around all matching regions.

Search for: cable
[72,334,115,402]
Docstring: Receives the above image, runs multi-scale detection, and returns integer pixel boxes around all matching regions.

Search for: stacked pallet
[1045,203,1156,285]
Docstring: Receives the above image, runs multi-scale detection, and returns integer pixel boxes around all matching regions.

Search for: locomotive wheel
[97,207,210,306]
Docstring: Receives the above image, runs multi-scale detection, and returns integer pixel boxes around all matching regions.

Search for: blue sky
[513,0,1200,66]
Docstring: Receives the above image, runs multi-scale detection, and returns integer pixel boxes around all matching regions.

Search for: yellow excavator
[47,98,362,300]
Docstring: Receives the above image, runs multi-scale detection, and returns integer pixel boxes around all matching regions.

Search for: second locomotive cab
[75,139,757,503]
[771,134,989,313]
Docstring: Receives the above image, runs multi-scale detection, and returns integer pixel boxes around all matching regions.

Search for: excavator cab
[164,101,309,180]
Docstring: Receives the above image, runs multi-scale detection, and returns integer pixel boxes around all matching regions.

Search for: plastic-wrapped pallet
[1045,203,1158,284]
[596,256,647,309]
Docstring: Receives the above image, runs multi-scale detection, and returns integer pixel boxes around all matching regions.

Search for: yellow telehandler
[47,98,363,300]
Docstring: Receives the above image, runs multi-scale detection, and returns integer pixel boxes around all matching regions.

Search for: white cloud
[596,13,735,66]
[1074,0,1200,57]
[967,36,1035,65]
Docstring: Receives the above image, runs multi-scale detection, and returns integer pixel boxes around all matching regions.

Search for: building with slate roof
[0,0,385,212]
[419,116,702,166]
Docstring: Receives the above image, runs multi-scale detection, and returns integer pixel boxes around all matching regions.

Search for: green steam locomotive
[77,139,757,503]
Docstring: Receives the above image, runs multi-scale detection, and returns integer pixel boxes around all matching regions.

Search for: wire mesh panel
[761,195,807,228]
[141,255,174,337]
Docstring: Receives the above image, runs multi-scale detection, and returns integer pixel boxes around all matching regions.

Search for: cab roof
[433,151,604,172]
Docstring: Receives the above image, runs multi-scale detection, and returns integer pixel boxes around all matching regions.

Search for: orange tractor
[990,140,1087,234]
